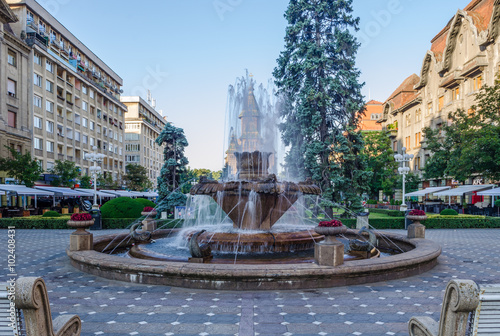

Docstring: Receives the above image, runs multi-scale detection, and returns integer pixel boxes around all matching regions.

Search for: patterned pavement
[1,228,500,336]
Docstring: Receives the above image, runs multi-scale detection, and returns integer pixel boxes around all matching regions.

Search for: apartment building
[358,100,383,132]
[379,0,500,188]
[6,0,127,182]
[0,0,32,183]
[121,96,167,189]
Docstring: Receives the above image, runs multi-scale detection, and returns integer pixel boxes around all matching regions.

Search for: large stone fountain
[190,151,321,230]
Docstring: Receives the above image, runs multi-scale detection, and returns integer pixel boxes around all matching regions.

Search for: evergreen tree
[123,164,153,191]
[273,0,369,213]
[0,146,43,187]
[156,123,189,216]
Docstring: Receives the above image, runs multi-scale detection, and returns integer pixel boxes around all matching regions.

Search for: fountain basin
[67,229,441,290]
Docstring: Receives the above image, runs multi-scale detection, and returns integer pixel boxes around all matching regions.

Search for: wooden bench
[409,279,500,336]
[0,277,81,336]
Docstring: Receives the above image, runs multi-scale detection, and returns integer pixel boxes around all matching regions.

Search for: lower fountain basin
[67,229,442,290]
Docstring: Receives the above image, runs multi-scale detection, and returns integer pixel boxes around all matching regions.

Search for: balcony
[26,32,48,49]
[66,101,73,109]
[57,115,64,123]
[76,158,81,164]
[34,149,43,157]
[57,96,65,105]
[67,156,73,161]
[34,128,43,136]
[46,132,54,140]
[57,135,64,142]
[58,153,64,160]
[47,152,54,159]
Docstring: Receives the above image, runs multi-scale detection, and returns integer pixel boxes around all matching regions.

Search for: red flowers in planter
[409,209,426,216]
[70,213,92,221]
[143,207,155,212]
[318,219,343,227]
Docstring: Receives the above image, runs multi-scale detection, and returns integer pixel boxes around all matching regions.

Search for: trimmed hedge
[338,217,500,230]
[368,209,406,217]
[42,210,61,218]
[101,197,143,219]
[135,198,156,209]
[440,209,458,216]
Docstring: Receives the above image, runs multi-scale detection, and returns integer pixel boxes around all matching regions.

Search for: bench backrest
[0,283,23,336]
[471,284,500,335]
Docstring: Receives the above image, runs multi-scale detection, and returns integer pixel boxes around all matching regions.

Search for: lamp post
[394,147,414,211]
[84,146,105,209]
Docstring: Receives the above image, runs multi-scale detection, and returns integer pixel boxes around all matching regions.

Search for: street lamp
[84,146,105,209]
[394,147,414,211]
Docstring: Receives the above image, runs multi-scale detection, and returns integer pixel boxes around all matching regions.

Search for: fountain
[66,73,441,290]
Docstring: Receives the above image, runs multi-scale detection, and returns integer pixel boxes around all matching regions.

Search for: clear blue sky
[44,0,471,171]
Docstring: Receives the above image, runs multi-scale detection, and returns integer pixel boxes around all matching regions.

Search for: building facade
[6,0,127,183]
[0,0,32,183]
[379,0,500,188]
[358,100,383,132]
[121,96,167,189]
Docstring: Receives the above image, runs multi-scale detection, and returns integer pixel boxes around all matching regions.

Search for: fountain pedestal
[141,211,157,232]
[67,220,94,251]
[407,215,427,239]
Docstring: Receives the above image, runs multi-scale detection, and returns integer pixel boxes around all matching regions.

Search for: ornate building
[0,0,32,183]
[379,0,500,189]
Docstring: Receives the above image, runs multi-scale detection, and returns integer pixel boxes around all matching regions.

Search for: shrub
[100,197,143,219]
[440,209,458,216]
[367,199,378,205]
[495,199,500,208]
[387,210,405,217]
[135,198,156,208]
[42,211,61,218]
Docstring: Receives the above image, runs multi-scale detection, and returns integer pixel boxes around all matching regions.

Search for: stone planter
[407,215,427,239]
[67,219,94,251]
[141,211,157,231]
[314,225,347,267]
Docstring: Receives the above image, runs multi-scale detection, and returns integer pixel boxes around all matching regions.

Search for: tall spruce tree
[155,123,189,216]
[273,0,370,213]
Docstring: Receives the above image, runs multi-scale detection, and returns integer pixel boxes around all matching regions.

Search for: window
[7,79,16,97]
[452,87,460,100]
[46,60,53,73]
[97,109,101,119]
[82,101,88,111]
[427,102,433,116]
[82,117,88,128]
[82,134,88,144]
[119,134,123,142]
[90,90,94,99]
[66,92,72,103]
[125,133,140,141]
[473,75,483,91]
[8,50,16,66]
[34,138,43,150]
[34,73,42,87]
[405,114,411,127]
[438,96,444,111]
[109,130,113,139]
[109,144,113,152]
[34,116,43,129]
[46,101,54,113]
[103,142,107,150]
[34,95,42,108]
[34,53,41,65]
[126,144,140,152]
[75,114,81,125]
[75,131,80,142]
[405,136,411,149]
[89,137,95,146]
[7,111,16,128]
[103,127,107,136]
[97,125,101,134]
[415,132,421,147]
[82,85,87,94]
[46,80,54,93]
[47,161,54,171]
[114,132,118,141]
[415,109,422,122]
[90,121,94,130]
[66,128,73,139]
[46,141,54,153]
[57,124,64,136]
[46,120,54,133]
[414,156,421,171]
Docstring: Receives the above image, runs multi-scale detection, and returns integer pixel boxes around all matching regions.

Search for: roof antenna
[147,90,152,105]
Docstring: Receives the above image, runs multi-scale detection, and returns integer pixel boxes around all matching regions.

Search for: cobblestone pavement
[1,229,500,336]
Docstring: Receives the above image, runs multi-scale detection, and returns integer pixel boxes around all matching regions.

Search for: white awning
[405,186,451,197]
[433,184,495,196]
[477,187,500,196]
[75,188,117,198]
[34,186,93,197]
[99,190,138,197]
[132,191,159,197]
[0,184,55,196]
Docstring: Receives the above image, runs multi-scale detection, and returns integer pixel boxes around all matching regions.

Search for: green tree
[123,164,153,191]
[156,123,189,215]
[49,160,80,187]
[362,131,398,198]
[423,78,500,182]
[273,0,369,214]
[79,175,92,189]
[97,173,122,189]
[0,146,43,187]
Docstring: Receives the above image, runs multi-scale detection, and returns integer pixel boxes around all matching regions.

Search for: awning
[0,184,55,196]
[99,190,138,197]
[433,184,495,196]
[405,186,451,197]
[75,188,117,198]
[34,186,93,197]
[132,191,159,197]
[477,187,500,196]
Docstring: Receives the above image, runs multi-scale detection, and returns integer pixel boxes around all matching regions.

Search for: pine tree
[273,0,369,214]
[155,123,189,216]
